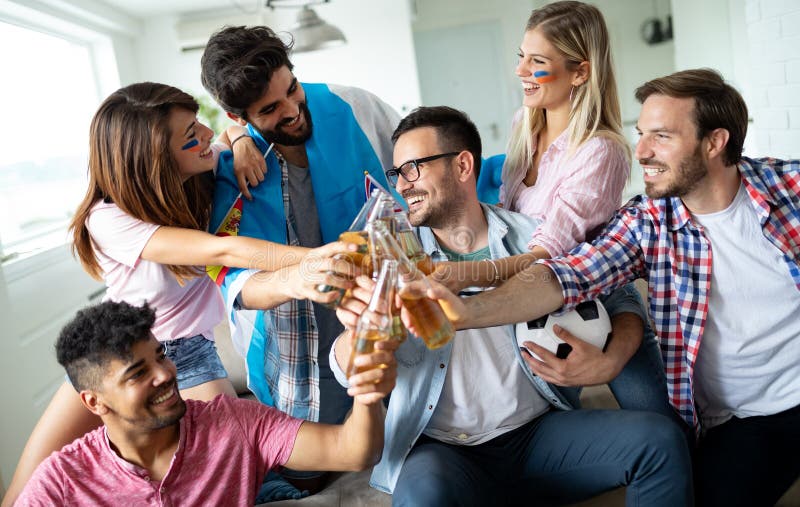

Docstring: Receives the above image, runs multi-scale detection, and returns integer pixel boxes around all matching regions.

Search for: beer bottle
[346,259,397,377]
[366,192,399,277]
[316,189,383,305]
[393,211,435,275]
[370,221,455,350]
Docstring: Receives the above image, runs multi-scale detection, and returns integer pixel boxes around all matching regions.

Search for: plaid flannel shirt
[261,151,320,421]
[541,157,800,431]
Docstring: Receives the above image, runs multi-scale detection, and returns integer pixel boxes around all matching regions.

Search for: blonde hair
[504,1,629,199]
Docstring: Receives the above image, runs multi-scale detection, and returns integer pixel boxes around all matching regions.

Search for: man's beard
[643,144,708,199]
[251,101,313,146]
[136,397,187,431]
[406,169,466,231]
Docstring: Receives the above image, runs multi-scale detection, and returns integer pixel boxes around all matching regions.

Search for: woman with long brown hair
[3,82,352,506]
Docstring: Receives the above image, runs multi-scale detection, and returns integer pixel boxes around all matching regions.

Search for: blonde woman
[427,0,675,439]
[436,1,630,289]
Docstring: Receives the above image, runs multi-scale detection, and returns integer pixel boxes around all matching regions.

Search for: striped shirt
[541,157,800,432]
[501,129,629,257]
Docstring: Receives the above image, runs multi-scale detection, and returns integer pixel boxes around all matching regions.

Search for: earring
[569,85,575,103]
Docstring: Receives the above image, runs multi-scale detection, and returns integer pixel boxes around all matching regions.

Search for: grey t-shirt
[286,161,351,424]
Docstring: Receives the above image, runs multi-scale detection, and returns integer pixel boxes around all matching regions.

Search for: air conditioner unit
[175,13,257,52]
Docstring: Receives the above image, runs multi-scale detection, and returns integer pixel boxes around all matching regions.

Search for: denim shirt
[329,203,649,493]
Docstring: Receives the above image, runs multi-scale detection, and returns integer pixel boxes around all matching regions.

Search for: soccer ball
[515,300,611,361]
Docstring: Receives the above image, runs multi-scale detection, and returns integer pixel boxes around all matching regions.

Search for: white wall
[742,0,800,158]
[591,0,676,200]
[672,0,761,154]
[591,0,675,125]
[0,0,137,489]
[412,0,536,118]
[410,0,675,200]
[670,0,800,159]
[133,0,421,117]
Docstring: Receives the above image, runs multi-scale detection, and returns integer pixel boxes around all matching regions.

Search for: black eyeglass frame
[385,152,460,187]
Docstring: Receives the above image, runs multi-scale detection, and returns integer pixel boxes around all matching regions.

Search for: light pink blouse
[500,129,629,257]
[86,200,225,342]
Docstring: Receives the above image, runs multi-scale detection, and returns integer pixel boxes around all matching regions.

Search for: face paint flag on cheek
[534,70,557,84]
[181,139,201,152]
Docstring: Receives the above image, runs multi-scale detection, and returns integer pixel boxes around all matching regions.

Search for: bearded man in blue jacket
[201,25,398,500]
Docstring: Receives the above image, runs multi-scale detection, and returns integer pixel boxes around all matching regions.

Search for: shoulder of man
[324,83,399,120]
[16,427,108,503]
[740,155,800,191]
[324,82,381,101]
[483,201,537,232]
[186,395,287,425]
[617,194,667,223]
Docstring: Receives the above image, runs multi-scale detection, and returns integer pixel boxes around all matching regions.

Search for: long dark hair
[70,82,212,282]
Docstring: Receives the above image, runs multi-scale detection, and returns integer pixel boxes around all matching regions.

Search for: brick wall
[746,0,800,158]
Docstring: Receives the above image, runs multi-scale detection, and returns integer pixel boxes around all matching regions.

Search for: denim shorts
[163,335,228,390]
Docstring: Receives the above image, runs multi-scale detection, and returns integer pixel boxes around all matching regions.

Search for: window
[0,20,102,261]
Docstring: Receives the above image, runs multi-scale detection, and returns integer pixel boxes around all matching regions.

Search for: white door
[414,20,516,157]
[0,249,104,486]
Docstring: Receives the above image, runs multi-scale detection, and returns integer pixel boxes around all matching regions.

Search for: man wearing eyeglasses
[331,106,691,506]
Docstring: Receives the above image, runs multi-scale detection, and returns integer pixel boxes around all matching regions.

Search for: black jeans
[693,402,800,507]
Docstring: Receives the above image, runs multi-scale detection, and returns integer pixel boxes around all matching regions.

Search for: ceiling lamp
[266,0,347,53]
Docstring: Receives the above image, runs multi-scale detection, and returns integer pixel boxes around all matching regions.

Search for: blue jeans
[162,335,228,390]
[607,327,683,422]
[393,409,692,507]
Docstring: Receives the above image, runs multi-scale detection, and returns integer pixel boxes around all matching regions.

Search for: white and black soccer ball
[515,300,612,360]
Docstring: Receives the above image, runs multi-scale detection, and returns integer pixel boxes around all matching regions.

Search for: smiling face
[89,336,186,432]
[169,108,216,181]
[515,28,581,113]
[635,94,709,200]
[238,65,312,146]
[393,127,464,229]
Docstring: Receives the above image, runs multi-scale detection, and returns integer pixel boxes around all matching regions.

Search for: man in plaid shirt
[426,69,800,507]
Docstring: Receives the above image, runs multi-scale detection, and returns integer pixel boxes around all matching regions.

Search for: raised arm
[431,206,648,331]
[216,124,266,200]
[140,226,312,272]
[431,246,550,294]
[238,242,360,311]
[282,342,397,471]
[406,262,566,333]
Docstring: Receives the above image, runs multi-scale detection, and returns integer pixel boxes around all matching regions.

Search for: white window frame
[0,1,130,280]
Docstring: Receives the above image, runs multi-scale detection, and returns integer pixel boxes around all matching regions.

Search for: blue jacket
[210,83,398,418]
[331,204,649,493]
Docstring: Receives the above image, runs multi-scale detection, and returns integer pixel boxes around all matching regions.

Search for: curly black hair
[56,301,155,391]
[201,25,294,120]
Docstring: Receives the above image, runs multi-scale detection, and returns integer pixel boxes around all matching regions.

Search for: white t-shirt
[692,183,800,429]
[423,324,550,445]
[86,200,225,342]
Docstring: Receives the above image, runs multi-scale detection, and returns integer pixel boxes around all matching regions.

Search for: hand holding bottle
[345,336,399,405]
[346,260,398,377]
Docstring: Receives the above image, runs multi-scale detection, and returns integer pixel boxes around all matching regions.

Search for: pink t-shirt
[500,130,629,257]
[86,200,225,342]
[16,397,303,506]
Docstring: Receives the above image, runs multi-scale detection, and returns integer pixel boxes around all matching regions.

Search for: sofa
[214,322,800,507]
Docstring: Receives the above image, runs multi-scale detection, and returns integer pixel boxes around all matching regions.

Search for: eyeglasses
[385,152,460,187]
